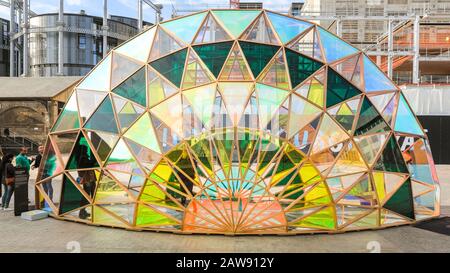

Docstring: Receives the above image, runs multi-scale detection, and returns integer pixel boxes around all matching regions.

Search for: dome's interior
[36,9,440,234]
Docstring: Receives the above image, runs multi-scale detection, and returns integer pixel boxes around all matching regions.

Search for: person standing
[1,154,15,210]
[16,147,32,176]
[32,146,44,171]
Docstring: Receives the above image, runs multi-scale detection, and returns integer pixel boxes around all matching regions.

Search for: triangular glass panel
[347,210,378,229]
[182,49,214,89]
[150,48,188,88]
[77,89,108,125]
[193,42,233,78]
[112,95,145,132]
[183,83,217,129]
[312,114,350,153]
[336,205,374,228]
[150,94,184,137]
[115,26,156,63]
[239,41,280,79]
[372,171,407,203]
[136,204,180,227]
[66,132,100,170]
[363,55,397,92]
[111,52,143,89]
[124,113,161,154]
[373,135,409,173]
[218,82,253,126]
[266,11,312,44]
[289,205,335,230]
[368,92,395,114]
[147,66,178,107]
[287,26,323,62]
[256,83,290,129]
[380,208,410,225]
[326,67,362,108]
[394,94,424,136]
[265,98,290,138]
[383,178,415,220]
[294,70,325,107]
[52,92,80,132]
[85,130,118,163]
[77,54,111,91]
[330,53,363,89]
[290,115,321,154]
[211,10,261,38]
[151,115,182,153]
[112,67,147,107]
[405,138,439,185]
[99,203,136,225]
[326,172,365,201]
[381,93,397,126]
[161,11,208,44]
[211,93,234,130]
[95,172,133,204]
[328,97,360,132]
[310,144,343,174]
[354,133,388,167]
[354,96,390,136]
[288,94,322,138]
[241,13,280,45]
[125,138,162,174]
[59,174,89,214]
[93,206,128,227]
[193,13,232,44]
[328,141,368,176]
[238,94,259,129]
[260,49,290,90]
[286,48,323,89]
[318,27,358,63]
[105,139,143,175]
[219,42,253,81]
[84,96,118,134]
[149,26,184,61]
[51,132,79,166]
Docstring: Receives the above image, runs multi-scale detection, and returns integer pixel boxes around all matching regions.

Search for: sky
[0,0,299,24]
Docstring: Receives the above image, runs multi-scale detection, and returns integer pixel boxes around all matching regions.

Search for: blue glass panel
[318,27,358,63]
[363,56,397,92]
[394,94,424,136]
[267,12,312,44]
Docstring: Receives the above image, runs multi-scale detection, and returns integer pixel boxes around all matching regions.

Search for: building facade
[28,12,149,77]
[0,18,10,76]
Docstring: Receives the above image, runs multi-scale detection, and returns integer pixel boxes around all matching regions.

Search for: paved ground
[0,166,448,253]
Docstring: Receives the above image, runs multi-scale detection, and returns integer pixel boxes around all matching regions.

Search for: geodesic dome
[36,9,440,235]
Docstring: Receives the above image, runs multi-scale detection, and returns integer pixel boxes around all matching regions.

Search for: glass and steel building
[37,9,439,235]
[0,18,10,76]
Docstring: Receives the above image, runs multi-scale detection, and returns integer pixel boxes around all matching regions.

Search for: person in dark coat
[1,154,15,210]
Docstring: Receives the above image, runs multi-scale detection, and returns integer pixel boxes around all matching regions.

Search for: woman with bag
[1,154,15,211]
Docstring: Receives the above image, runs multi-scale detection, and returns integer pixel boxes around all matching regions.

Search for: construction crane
[230,0,240,9]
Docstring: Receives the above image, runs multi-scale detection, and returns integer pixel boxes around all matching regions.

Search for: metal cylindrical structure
[412,15,420,84]
[103,0,109,58]
[57,0,64,75]
[9,0,15,77]
[138,0,143,31]
[22,0,29,76]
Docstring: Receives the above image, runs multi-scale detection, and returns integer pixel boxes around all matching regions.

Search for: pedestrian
[32,145,44,171]
[1,154,15,211]
[16,147,32,176]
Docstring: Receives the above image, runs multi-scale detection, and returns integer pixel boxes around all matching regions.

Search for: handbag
[5,177,15,186]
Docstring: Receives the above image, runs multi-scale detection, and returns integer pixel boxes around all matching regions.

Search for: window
[78,34,86,49]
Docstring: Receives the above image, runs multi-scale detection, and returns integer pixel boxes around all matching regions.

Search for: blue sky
[0,0,299,23]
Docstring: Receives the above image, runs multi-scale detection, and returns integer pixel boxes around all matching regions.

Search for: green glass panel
[161,12,207,44]
[113,67,147,107]
[66,133,99,170]
[124,113,161,154]
[326,68,362,108]
[52,93,80,132]
[150,48,187,88]
[318,27,358,62]
[111,53,142,89]
[394,94,424,136]
[60,175,89,214]
[84,96,118,134]
[354,97,389,136]
[374,135,409,173]
[211,10,261,38]
[77,54,111,91]
[113,95,145,132]
[266,12,312,44]
[286,48,323,88]
[363,56,397,92]
[115,26,156,63]
[193,42,233,78]
[239,41,280,78]
[86,130,118,163]
[136,204,179,226]
[383,179,415,220]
